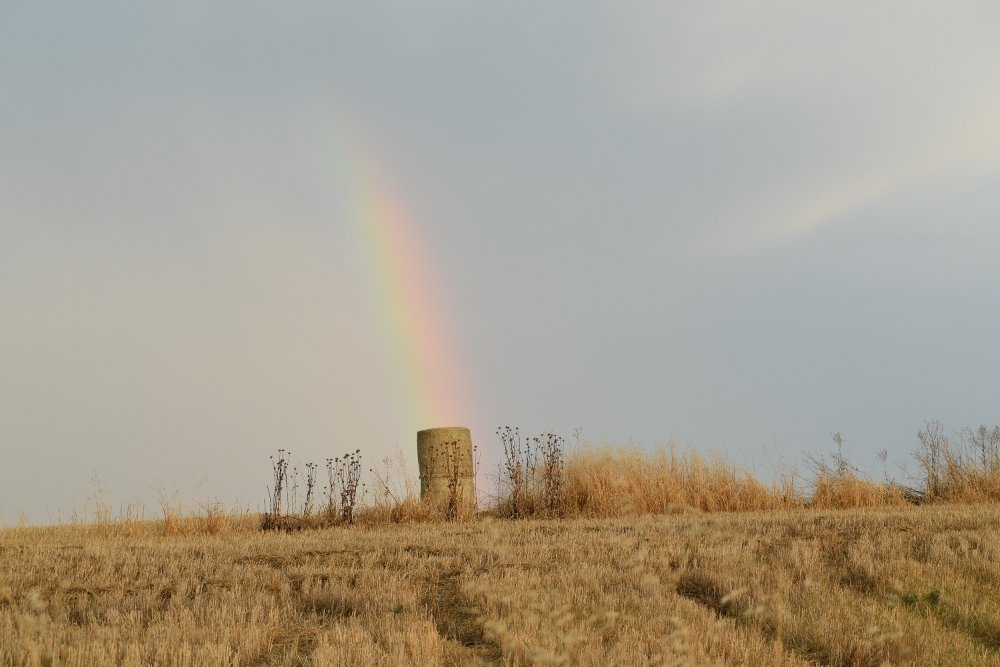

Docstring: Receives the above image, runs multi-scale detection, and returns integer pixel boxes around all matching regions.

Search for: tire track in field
[429,569,502,666]
[674,571,838,667]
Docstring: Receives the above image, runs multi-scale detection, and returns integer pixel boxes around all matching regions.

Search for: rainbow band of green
[345,129,467,430]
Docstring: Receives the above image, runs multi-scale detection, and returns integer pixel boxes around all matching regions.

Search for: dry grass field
[4,432,999,666]
[3,502,999,666]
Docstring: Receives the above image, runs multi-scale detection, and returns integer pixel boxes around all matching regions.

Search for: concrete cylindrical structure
[417,427,476,509]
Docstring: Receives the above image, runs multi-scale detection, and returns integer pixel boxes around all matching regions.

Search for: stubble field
[2,503,999,666]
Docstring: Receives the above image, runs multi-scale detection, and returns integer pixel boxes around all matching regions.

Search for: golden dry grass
[560,447,800,515]
[499,442,1000,519]
[3,503,1000,666]
[809,474,908,510]
[4,444,999,665]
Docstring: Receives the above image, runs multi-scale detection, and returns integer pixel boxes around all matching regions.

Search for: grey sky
[3,2,1000,522]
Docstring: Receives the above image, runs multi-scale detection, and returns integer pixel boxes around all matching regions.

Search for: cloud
[589,4,1000,253]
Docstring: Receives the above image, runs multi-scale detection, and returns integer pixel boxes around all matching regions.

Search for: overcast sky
[3,2,1000,522]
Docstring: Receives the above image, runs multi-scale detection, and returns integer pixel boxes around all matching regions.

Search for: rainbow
[336,120,468,431]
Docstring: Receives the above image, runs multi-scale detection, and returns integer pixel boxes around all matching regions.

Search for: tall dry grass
[490,426,1000,521]
[240,423,1000,532]
[495,444,918,520]
[916,420,1000,503]
[559,446,799,516]
[810,473,908,509]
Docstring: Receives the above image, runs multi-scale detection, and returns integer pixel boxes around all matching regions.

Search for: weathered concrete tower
[416,427,476,510]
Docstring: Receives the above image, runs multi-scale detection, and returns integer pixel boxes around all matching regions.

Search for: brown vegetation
[4,426,1000,665]
[259,424,1000,529]
[3,503,999,665]
[915,421,1000,503]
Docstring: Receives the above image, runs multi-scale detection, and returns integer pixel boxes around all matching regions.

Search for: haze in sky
[3,3,1000,522]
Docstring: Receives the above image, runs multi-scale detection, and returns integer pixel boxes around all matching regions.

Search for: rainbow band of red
[347,140,467,430]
